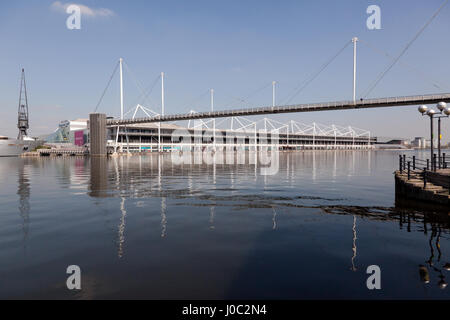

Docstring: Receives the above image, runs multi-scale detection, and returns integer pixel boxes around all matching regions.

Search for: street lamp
[418,102,450,170]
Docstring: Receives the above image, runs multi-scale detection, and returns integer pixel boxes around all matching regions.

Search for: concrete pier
[89,113,107,157]
[395,170,450,208]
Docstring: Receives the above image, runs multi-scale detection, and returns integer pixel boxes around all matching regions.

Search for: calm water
[0,150,449,299]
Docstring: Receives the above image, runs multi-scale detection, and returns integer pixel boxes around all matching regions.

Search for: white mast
[119,58,124,119]
[159,72,164,152]
[352,37,358,103]
[272,81,276,107]
[161,72,165,116]
[211,88,215,151]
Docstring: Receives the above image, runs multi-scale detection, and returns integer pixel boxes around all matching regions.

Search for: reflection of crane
[17,162,30,246]
[17,69,29,140]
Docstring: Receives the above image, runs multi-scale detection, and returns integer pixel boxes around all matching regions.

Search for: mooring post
[423,169,427,189]
[433,154,437,172]
[427,159,430,171]
[407,161,410,180]
[443,153,446,169]
[89,113,107,157]
[412,156,416,170]
[402,155,406,171]
[399,155,402,173]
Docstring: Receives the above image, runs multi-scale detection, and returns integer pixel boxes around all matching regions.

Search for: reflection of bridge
[87,153,450,272]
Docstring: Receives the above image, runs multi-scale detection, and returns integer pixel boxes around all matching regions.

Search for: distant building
[46,118,377,152]
[374,137,410,149]
[412,137,426,149]
[107,122,376,153]
[385,139,409,146]
[45,119,88,145]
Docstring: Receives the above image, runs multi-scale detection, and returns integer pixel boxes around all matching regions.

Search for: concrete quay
[395,170,450,209]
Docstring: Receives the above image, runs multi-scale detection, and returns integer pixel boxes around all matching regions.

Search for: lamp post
[436,102,449,168]
[418,102,450,171]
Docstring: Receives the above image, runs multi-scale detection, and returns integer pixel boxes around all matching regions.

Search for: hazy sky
[1,0,450,142]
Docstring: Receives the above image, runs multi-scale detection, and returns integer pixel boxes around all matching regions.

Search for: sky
[1,0,450,142]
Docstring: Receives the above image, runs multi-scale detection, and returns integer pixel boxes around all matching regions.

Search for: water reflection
[89,157,108,198]
[17,163,30,246]
[209,206,215,230]
[272,207,277,230]
[70,151,450,297]
[118,197,127,258]
[421,225,448,289]
[161,197,167,238]
[350,216,357,272]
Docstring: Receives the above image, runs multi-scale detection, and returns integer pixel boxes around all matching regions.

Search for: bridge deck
[107,93,450,126]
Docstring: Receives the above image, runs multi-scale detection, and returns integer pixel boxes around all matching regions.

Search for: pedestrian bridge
[107,93,450,126]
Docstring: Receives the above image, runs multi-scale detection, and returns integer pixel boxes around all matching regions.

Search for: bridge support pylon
[89,113,107,157]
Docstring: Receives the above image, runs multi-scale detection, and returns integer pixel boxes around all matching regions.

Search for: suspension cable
[125,74,161,113]
[93,61,119,113]
[283,40,352,105]
[362,0,448,98]
[221,81,274,108]
[181,89,210,111]
[124,61,147,95]
[141,74,162,106]
[358,39,449,91]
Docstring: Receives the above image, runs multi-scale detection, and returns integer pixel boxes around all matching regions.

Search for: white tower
[119,58,124,119]
[352,37,358,103]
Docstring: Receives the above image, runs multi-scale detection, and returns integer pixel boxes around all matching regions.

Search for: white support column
[352,37,358,103]
[158,122,161,153]
[313,122,316,150]
[254,123,257,152]
[286,124,289,150]
[119,58,124,120]
[160,72,165,153]
[125,126,131,154]
[272,81,276,107]
[333,125,337,149]
[161,72,165,116]
[211,88,215,151]
[352,127,355,149]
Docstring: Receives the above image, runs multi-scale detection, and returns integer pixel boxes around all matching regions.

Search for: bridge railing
[399,154,449,194]
[399,154,448,174]
[107,93,450,126]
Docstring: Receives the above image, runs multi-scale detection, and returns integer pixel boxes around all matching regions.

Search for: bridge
[89,7,450,156]
[107,93,450,126]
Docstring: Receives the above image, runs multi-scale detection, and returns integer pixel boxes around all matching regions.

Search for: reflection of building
[46,119,88,145]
